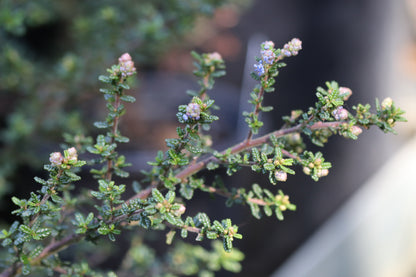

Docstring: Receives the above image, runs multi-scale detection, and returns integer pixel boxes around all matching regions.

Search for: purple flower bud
[185,103,201,120]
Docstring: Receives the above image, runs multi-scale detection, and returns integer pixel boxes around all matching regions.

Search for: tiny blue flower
[261,50,276,65]
[254,62,265,77]
[262,41,275,50]
[183,114,189,121]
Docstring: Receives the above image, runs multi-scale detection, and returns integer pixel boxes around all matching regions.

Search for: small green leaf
[223,237,233,252]
[152,188,165,203]
[181,228,188,238]
[264,205,272,217]
[248,202,261,219]
[275,208,284,221]
[252,184,263,198]
[263,163,275,171]
[207,231,218,240]
[19,225,32,235]
[120,95,136,103]
[94,121,109,129]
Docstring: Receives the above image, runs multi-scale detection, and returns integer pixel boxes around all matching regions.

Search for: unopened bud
[381,97,393,110]
[303,167,311,175]
[118,53,136,77]
[339,87,352,100]
[118,53,132,63]
[332,106,349,121]
[262,41,275,50]
[66,147,78,163]
[350,126,362,136]
[172,204,186,217]
[205,52,223,63]
[282,38,302,57]
[50,152,64,166]
[316,168,329,178]
[274,170,287,182]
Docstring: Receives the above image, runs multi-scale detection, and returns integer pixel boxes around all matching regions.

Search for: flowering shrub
[0,39,406,276]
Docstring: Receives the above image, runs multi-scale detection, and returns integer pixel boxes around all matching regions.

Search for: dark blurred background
[1,0,414,276]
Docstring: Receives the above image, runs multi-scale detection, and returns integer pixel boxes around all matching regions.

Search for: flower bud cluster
[381,97,393,110]
[281,38,302,57]
[275,194,291,211]
[303,157,329,178]
[351,126,363,136]
[204,52,223,64]
[260,41,276,65]
[253,41,277,77]
[117,53,136,78]
[332,106,349,121]
[49,147,78,167]
[183,102,201,121]
[49,152,64,166]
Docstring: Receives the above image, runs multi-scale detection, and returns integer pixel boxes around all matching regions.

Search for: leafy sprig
[0,39,407,277]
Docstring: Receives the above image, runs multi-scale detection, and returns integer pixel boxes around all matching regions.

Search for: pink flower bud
[172,204,186,217]
[118,53,132,63]
[350,126,362,136]
[50,152,63,166]
[205,52,223,63]
[118,53,136,77]
[332,106,349,121]
[339,87,352,100]
[66,147,78,163]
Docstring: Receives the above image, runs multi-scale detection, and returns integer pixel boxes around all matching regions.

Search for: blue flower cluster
[183,102,201,121]
[253,62,265,77]
[253,41,277,77]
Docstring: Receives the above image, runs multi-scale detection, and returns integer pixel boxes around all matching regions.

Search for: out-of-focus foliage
[0,0,249,196]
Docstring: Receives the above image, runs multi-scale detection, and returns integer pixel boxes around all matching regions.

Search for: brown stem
[105,93,122,181]
[246,79,267,142]
[127,121,344,202]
